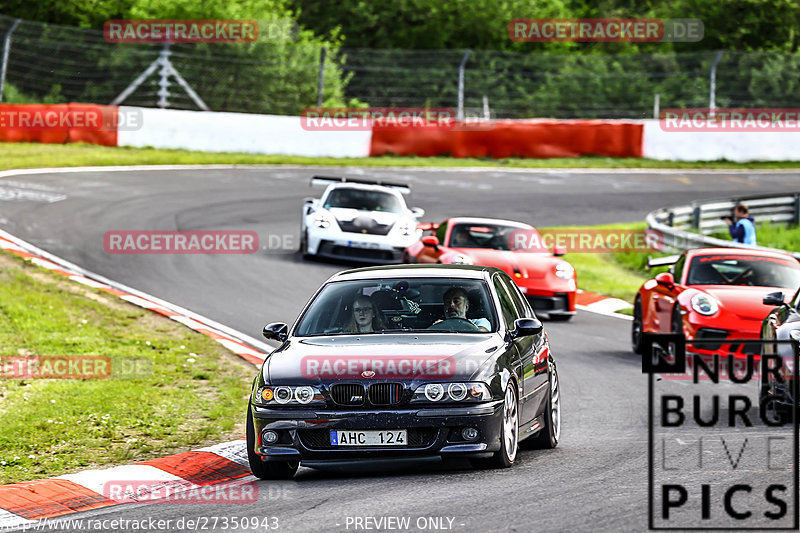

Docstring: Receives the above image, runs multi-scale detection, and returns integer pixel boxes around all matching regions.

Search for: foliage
[291,0,800,53]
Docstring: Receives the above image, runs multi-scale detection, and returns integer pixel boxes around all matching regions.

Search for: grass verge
[543,221,669,303]
[0,250,256,485]
[3,142,800,170]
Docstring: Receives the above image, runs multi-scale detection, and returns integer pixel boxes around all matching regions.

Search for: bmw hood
[264,334,500,385]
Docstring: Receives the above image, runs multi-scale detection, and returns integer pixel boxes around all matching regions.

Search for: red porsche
[403,217,577,320]
[632,247,800,358]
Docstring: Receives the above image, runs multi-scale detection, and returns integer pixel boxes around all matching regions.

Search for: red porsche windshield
[686,254,800,288]
[448,223,540,251]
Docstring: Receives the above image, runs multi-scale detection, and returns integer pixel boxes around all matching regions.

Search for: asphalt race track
[2,167,799,532]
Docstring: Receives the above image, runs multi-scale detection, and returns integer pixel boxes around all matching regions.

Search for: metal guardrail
[646,192,800,260]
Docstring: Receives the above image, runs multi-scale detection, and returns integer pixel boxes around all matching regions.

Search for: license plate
[330,430,407,446]
[346,241,380,249]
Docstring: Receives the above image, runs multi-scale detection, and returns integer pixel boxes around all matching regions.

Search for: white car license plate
[346,240,380,249]
[330,430,407,446]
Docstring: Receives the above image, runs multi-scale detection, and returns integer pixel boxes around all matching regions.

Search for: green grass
[542,221,670,303]
[4,142,800,170]
[0,251,256,484]
[709,221,800,252]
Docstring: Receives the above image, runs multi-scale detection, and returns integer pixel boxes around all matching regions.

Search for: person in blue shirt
[724,203,757,245]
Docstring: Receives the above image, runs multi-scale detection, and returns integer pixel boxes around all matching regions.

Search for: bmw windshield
[294,277,498,336]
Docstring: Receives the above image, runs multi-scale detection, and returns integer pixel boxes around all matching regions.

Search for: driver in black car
[430,287,490,332]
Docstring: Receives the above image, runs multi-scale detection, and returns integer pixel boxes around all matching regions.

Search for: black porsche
[246,264,561,479]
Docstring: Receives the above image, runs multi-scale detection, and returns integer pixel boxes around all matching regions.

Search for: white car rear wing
[646,255,681,270]
[310,176,411,195]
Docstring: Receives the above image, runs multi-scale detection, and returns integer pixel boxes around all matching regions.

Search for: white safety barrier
[642,119,800,162]
[117,107,373,158]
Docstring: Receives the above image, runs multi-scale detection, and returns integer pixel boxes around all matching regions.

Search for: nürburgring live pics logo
[643,333,799,530]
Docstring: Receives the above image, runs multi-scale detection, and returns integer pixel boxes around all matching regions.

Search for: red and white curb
[0,440,251,529]
[575,289,633,320]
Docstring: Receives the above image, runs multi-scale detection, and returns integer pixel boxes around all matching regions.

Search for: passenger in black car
[344,295,386,333]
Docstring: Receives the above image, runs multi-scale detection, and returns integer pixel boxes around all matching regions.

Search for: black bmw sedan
[247,264,561,479]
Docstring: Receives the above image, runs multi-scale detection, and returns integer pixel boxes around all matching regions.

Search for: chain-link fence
[2,14,800,119]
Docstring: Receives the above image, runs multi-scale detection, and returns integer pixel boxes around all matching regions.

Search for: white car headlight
[313,214,332,228]
[451,254,473,265]
[555,262,574,280]
[396,222,412,236]
[690,293,719,315]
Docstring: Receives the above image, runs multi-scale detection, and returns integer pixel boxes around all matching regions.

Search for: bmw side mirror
[763,292,785,307]
[411,207,425,218]
[263,322,289,342]
[511,317,543,338]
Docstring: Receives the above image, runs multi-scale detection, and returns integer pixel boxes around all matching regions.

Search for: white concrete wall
[117,107,372,158]
[642,119,800,161]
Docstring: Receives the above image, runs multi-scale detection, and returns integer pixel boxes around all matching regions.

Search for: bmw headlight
[397,222,412,237]
[313,214,332,228]
[254,385,325,406]
[451,254,473,265]
[411,382,491,402]
[555,262,575,280]
[690,293,719,316]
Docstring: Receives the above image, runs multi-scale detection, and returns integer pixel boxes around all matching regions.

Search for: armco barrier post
[793,194,800,225]
[691,205,701,229]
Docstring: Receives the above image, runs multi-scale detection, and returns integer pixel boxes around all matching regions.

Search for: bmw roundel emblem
[361,370,376,378]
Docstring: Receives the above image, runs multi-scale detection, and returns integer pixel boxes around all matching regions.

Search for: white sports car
[300,177,425,263]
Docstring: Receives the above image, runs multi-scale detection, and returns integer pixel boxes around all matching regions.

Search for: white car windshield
[294,277,497,336]
[323,188,403,213]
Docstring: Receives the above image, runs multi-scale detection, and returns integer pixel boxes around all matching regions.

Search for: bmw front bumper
[249,401,505,464]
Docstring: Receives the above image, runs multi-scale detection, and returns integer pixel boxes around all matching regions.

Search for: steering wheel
[427,317,481,332]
